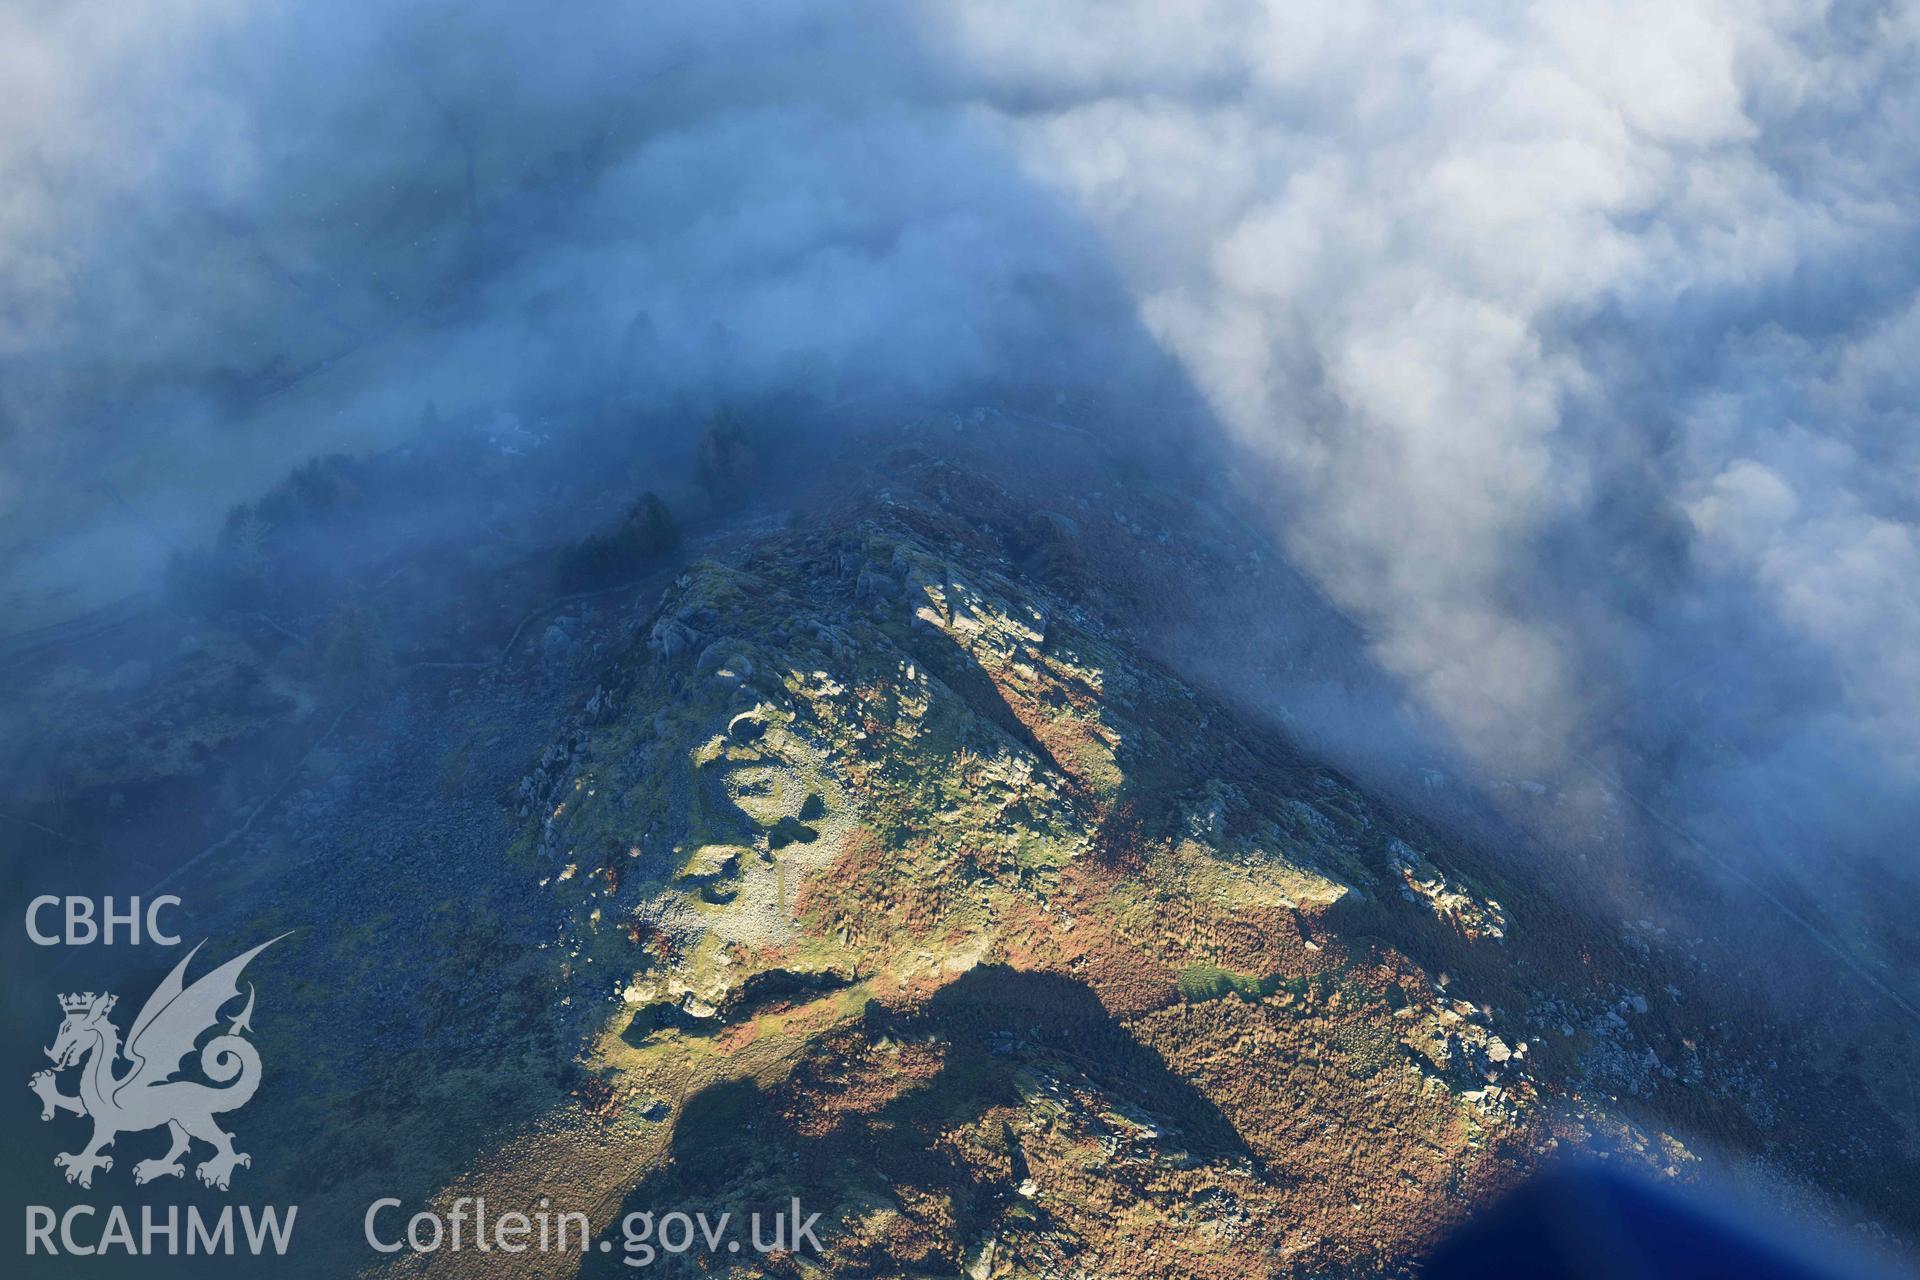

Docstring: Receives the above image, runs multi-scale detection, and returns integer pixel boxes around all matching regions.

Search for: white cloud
[3,0,1917,810]
[958,0,1920,778]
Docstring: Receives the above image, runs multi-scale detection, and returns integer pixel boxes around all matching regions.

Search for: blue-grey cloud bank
[3,1,1916,903]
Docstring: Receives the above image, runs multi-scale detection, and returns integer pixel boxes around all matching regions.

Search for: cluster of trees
[166,454,373,612]
[695,409,757,505]
[169,401,768,608]
[554,405,772,591]
[553,492,680,592]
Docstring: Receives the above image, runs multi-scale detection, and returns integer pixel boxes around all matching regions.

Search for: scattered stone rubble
[1386,837,1509,942]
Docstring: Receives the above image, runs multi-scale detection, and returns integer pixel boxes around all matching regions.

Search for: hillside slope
[371,437,1912,1277]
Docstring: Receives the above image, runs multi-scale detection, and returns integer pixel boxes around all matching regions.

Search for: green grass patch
[1176,964,1280,1003]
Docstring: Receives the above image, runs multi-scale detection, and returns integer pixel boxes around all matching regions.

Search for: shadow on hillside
[583,964,1256,1275]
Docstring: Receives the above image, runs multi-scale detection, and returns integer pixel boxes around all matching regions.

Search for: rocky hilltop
[4,422,1913,1279]
[382,435,1911,1277]
[518,472,1539,1276]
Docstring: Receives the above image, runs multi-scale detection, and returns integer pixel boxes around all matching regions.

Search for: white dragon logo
[27,935,285,1191]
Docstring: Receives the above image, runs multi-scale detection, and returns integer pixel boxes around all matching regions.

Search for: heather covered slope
[379,439,1914,1277]
[4,425,1912,1278]
[367,482,1513,1276]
